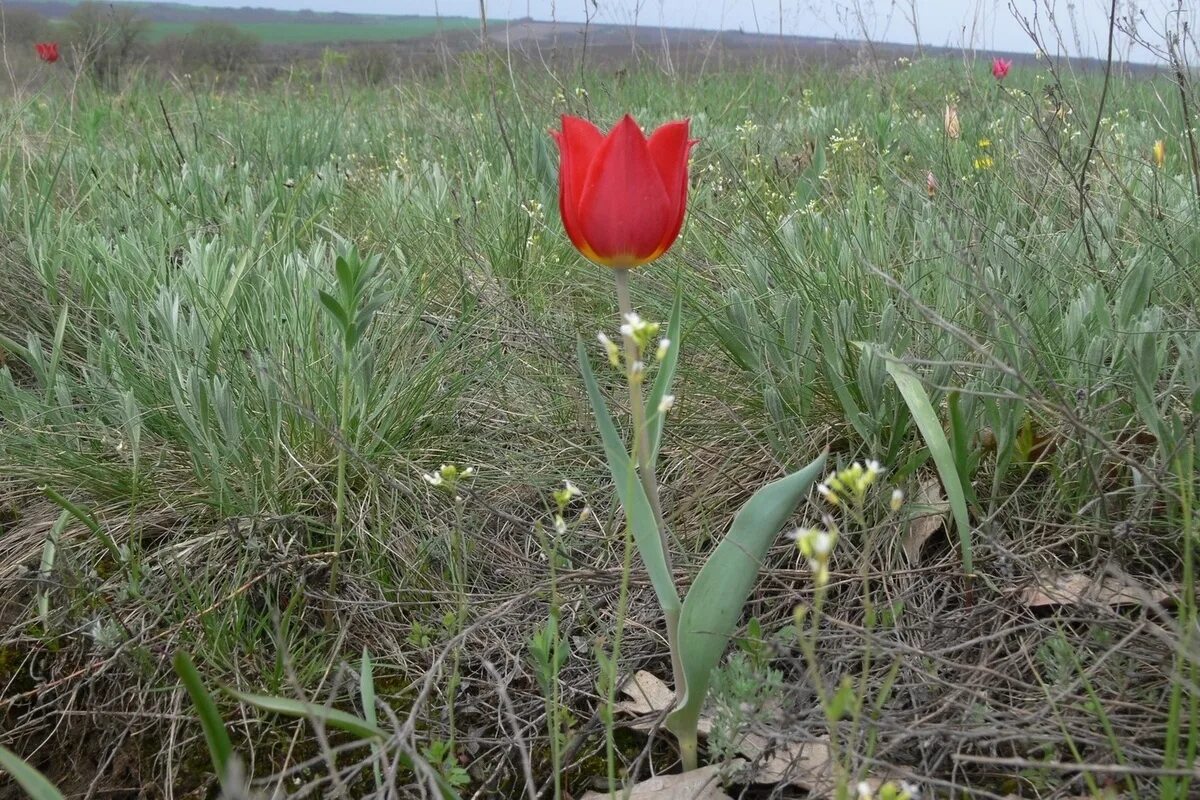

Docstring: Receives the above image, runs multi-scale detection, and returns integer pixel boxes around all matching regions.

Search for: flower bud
[598,332,621,368]
[944,104,960,140]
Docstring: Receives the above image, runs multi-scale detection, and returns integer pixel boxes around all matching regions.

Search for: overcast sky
[125,1,1198,60]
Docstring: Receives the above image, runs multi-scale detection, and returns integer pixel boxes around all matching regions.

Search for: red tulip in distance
[552,114,696,269]
[35,42,60,64]
[991,57,1011,80]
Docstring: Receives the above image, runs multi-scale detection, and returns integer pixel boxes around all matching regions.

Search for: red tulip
[991,57,1011,80]
[551,114,696,269]
[35,42,60,64]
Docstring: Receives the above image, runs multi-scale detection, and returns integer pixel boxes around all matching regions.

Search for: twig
[158,96,186,168]
[952,753,1200,778]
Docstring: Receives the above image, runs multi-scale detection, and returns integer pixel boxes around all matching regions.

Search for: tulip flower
[1153,139,1166,169]
[35,42,59,64]
[925,170,938,198]
[551,114,696,269]
[563,111,831,776]
[991,57,1012,80]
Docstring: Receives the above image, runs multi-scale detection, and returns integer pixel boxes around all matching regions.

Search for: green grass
[0,48,1198,797]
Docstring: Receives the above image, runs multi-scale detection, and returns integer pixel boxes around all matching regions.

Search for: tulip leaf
[666,450,826,753]
[0,745,66,800]
[173,650,234,783]
[647,284,683,465]
[577,339,680,614]
[880,352,973,577]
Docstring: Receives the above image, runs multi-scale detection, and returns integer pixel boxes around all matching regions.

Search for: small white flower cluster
[423,464,475,500]
[598,313,673,389]
[597,331,621,368]
[619,312,659,349]
[735,117,759,141]
[857,779,920,800]
[828,125,866,155]
[789,523,838,587]
[522,199,545,219]
[817,460,883,507]
[552,479,585,535]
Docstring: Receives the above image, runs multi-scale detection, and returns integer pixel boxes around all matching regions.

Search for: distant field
[141,17,479,44]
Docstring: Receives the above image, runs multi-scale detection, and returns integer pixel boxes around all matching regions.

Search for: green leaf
[37,511,71,625]
[360,647,383,791]
[0,746,66,800]
[335,253,356,296]
[828,675,858,720]
[173,651,233,783]
[1116,256,1154,326]
[41,486,123,565]
[666,451,826,750]
[816,324,874,446]
[947,391,978,507]
[360,648,377,730]
[228,689,388,740]
[576,339,680,615]
[647,284,684,464]
[227,689,459,798]
[318,290,350,330]
[881,352,973,577]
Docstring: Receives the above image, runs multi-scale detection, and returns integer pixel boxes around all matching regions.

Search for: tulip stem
[613,267,686,733]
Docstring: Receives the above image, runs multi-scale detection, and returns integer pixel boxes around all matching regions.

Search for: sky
[124,0,1198,61]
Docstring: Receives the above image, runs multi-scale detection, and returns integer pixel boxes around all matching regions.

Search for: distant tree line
[169,22,261,74]
[3,4,260,84]
[3,2,399,89]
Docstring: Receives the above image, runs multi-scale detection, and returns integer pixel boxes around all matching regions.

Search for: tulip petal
[577,115,672,266]
[551,116,604,257]
[646,120,696,256]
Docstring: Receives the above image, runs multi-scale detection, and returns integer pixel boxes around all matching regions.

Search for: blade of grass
[41,486,123,565]
[0,746,66,800]
[878,349,974,579]
[173,651,234,783]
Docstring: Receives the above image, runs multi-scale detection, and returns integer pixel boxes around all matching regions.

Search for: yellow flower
[977,137,991,149]
[973,155,994,171]
[1153,139,1166,169]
